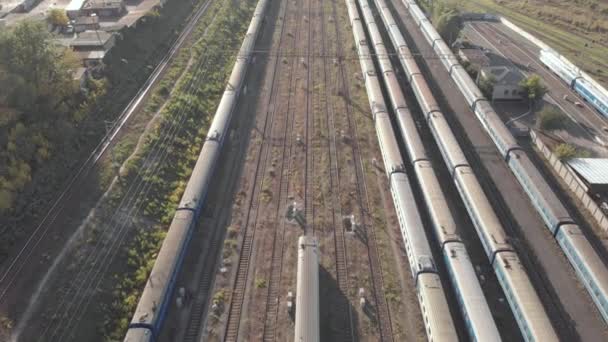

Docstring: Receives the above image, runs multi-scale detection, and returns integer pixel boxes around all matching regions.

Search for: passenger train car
[540,49,608,118]
[358,0,501,339]
[294,236,320,342]
[402,0,608,326]
[346,0,458,339]
[392,1,563,340]
[123,0,269,340]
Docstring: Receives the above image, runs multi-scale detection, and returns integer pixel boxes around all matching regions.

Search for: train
[123,0,269,340]
[366,0,559,340]
[402,0,608,326]
[540,49,608,118]
[357,0,502,340]
[294,236,320,342]
[345,0,458,340]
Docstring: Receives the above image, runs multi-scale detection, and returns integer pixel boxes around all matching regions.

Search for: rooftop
[82,0,124,10]
[66,0,87,11]
[458,48,490,68]
[71,30,113,47]
[480,65,524,86]
[75,50,105,60]
[566,158,608,186]
[74,15,99,25]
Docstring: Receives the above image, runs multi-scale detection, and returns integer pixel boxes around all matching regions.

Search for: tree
[47,9,69,27]
[478,74,496,99]
[0,21,80,212]
[0,21,78,115]
[432,3,462,45]
[520,74,547,102]
[538,107,565,130]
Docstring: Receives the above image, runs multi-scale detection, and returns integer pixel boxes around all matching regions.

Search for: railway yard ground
[166,0,432,340]
[461,20,608,156]
[388,0,608,340]
[2,0,608,341]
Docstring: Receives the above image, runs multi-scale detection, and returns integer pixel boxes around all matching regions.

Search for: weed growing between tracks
[74,0,259,339]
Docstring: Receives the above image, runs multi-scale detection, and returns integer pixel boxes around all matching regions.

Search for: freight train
[402,0,608,325]
[345,0,458,339]
[122,0,269,340]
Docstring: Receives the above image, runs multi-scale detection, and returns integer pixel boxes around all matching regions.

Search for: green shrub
[554,143,585,160]
[255,278,267,289]
[538,108,566,130]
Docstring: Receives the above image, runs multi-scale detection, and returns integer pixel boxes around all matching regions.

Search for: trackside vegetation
[0,0,200,264]
[97,0,257,339]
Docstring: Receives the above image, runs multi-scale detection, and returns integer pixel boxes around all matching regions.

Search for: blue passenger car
[573,78,608,118]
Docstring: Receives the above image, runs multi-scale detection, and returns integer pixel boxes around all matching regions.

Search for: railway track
[261,0,315,338]
[222,0,301,339]
[318,0,355,339]
[303,0,316,233]
[333,1,394,339]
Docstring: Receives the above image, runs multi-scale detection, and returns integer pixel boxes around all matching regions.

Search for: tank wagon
[357,0,501,340]
[540,49,608,118]
[381,1,560,340]
[123,0,269,340]
[402,0,608,325]
[294,236,320,342]
[346,0,458,340]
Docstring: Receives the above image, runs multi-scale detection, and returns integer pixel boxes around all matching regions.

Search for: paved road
[464,21,608,147]
[388,0,608,340]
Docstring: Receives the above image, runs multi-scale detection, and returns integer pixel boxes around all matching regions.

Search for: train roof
[295,236,320,342]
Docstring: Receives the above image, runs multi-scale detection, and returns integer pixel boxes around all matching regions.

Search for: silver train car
[359,0,501,340]
[402,0,608,325]
[294,236,320,342]
[394,1,561,340]
[346,0,458,340]
[540,49,608,117]
[123,0,269,340]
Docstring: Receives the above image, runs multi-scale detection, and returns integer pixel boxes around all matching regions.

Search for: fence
[530,130,608,233]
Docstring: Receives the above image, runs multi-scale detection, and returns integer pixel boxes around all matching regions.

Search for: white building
[478,65,525,101]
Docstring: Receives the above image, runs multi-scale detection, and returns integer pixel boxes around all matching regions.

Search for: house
[80,0,126,17]
[73,15,100,32]
[478,65,525,101]
[70,30,115,51]
[66,0,87,18]
[75,50,106,67]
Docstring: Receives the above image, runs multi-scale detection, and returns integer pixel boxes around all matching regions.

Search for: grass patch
[538,107,567,131]
[255,277,267,289]
[554,143,591,160]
